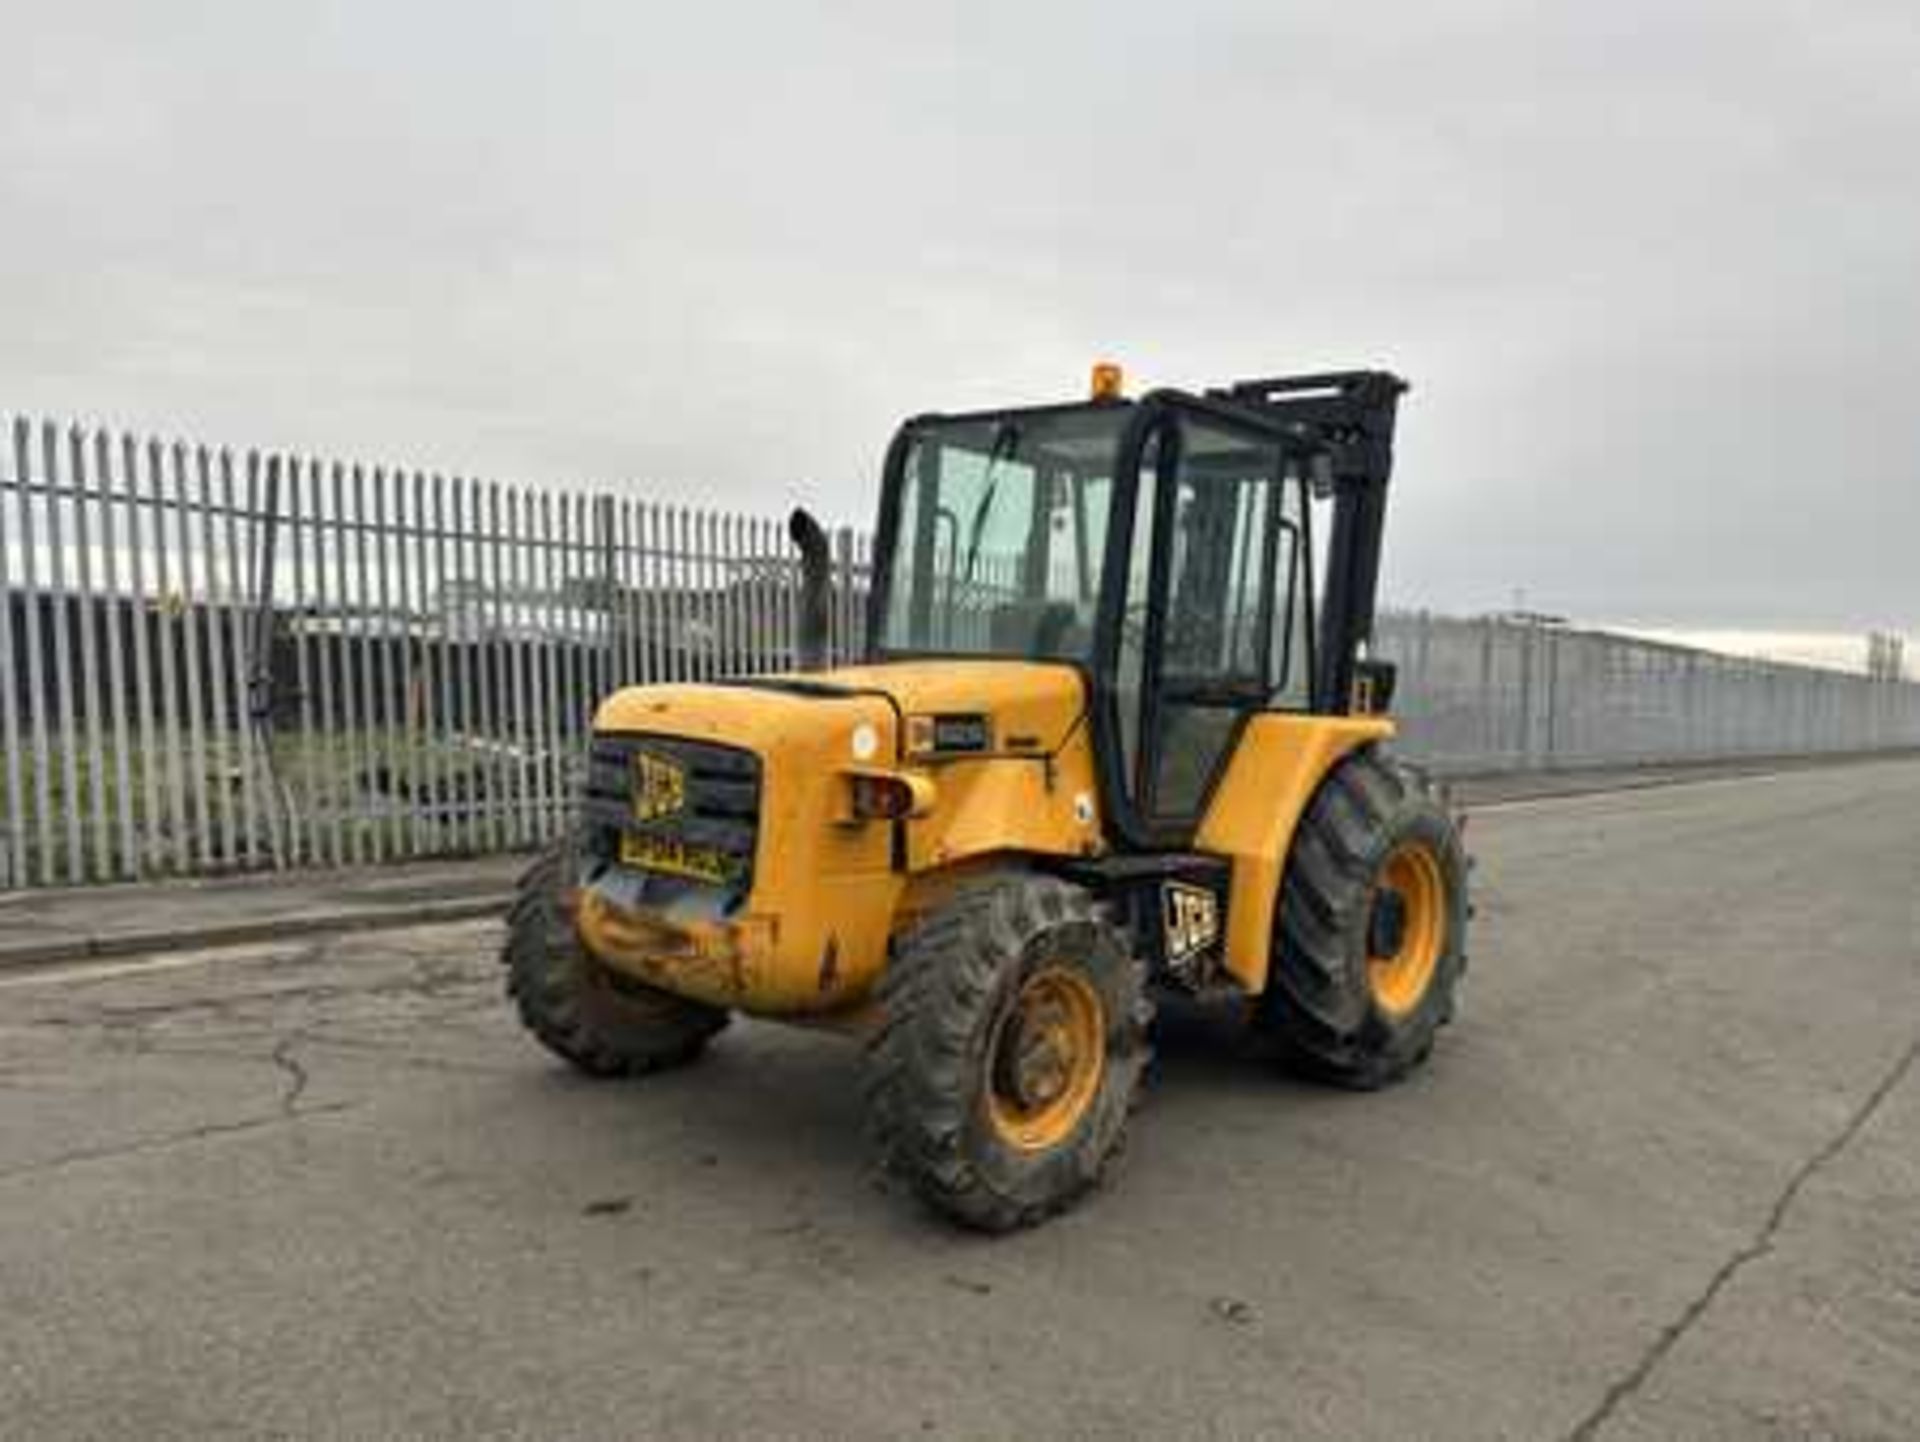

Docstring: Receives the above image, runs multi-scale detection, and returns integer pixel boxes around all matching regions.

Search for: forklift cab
[869,369,1406,850]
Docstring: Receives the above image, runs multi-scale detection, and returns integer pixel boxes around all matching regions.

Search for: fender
[1194,713,1395,992]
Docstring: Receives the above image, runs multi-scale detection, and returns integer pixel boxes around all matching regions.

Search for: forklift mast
[1204,370,1407,713]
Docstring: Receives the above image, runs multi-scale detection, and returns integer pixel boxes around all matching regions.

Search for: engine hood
[594,658,1086,757]
[748,658,1086,754]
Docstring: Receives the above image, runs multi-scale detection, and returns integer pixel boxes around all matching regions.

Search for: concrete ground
[0,855,526,969]
[1,759,1916,1441]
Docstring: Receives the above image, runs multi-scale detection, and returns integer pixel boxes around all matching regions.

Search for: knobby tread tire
[1259,746,1469,1090]
[502,835,728,1077]
[864,873,1152,1233]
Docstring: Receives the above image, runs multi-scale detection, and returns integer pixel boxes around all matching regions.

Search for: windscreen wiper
[959,422,1020,591]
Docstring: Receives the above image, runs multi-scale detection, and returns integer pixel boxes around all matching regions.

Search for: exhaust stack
[788,507,832,672]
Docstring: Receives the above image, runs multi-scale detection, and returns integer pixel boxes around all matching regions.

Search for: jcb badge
[1162,881,1219,967]
[631,750,686,821]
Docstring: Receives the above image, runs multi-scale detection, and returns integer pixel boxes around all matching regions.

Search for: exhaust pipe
[788,507,832,672]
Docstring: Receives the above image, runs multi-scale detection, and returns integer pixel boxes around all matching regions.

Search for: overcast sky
[3,1,1915,637]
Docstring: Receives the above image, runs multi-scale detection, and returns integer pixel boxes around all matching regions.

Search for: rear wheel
[503,836,728,1077]
[865,874,1151,1232]
[1257,748,1468,1089]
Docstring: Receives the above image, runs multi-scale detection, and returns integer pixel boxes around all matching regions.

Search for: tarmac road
[2,759,1916,1441]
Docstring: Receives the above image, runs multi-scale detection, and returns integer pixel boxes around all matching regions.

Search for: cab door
[1111,407,1312,845]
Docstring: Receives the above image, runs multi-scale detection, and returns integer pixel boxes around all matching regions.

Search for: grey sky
[3,1,1915,634]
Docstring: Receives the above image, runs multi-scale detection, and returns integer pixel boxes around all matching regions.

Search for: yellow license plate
[619,832,735,885]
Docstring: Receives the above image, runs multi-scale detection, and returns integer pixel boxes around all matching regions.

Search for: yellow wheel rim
[1368,841,1446,1017]
[986,966,1107,1152]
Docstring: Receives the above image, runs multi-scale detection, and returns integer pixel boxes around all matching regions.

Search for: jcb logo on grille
[1162,881,1219,966]
[631,750,686,821]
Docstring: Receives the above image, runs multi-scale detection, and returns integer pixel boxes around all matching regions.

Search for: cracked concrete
[1566,1037,1920,1442]
[0,1102,360,1183]
[1,757,1917,1441]
[268,1033,311,1115]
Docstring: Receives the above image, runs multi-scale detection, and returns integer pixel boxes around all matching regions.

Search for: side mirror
[1307,453,1336,500]
[1351,658,1397,715]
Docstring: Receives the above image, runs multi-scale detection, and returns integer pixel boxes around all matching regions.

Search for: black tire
[1258,747,1468,1090]
[503,836,728,1077]
[865,873,1152,1233]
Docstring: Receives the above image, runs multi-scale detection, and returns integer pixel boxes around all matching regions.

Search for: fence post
[596,493,617,699]
[1542,626,1559,765]
[249,452,287,868]
[1680,652,1697,761]
[0,420,20,889]
[94,431,136,880]
[832,526,856,665]
[1478,617,1495,763]
[1516,621,1535,769]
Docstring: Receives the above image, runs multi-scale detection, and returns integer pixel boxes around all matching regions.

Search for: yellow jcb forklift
[504,365,1469,1231]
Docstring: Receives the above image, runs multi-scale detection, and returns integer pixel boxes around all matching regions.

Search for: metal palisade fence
[2,410,1918,890]
[0,415,871,888]
[1376,612,1920,771]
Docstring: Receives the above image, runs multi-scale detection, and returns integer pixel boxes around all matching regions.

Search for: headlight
[839,769,938,822]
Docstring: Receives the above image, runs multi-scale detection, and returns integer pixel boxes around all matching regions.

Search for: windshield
[877,407,1130,659]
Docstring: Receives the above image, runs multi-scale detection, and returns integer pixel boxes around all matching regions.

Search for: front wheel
[503,836,729,1077]
[1257,748,1469,1089]
[864,874,1152,1232]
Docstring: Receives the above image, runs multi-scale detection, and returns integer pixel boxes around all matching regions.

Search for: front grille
[582,733,762,895]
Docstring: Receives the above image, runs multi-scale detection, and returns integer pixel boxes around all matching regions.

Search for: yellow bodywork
[1193,713,1393,990]
[578,657,1390,1017]
[580,660,1099,1016]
